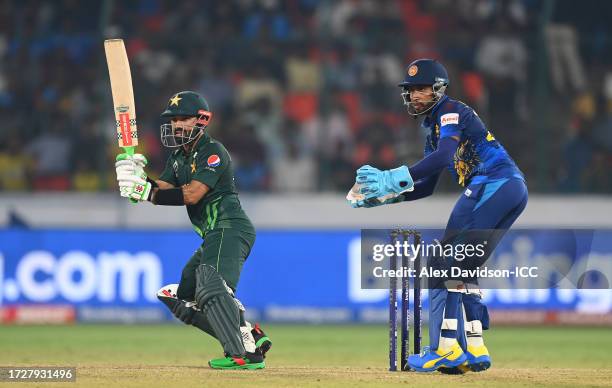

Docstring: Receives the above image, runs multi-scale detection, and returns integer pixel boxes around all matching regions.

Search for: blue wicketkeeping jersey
[421,95,523,186]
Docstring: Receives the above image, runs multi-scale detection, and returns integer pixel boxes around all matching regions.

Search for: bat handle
[122,146,138,204]
[123,146,135,156]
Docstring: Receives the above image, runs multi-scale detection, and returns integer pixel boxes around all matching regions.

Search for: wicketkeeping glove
[356,165,414,200]
[346,183,405,208]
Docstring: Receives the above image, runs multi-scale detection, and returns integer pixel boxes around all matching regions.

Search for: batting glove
[115,153,151,201]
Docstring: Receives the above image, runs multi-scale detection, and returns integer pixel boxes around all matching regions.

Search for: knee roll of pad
[195,264,228,307]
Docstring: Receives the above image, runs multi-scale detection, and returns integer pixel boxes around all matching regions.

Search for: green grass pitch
[1,324,611,387]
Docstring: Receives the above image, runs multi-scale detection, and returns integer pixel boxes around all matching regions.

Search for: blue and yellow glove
[351,196,402,208]
[356,165,414,199]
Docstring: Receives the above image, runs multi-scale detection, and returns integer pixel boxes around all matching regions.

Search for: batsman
[114,91,271,370]
[352,59,528,373]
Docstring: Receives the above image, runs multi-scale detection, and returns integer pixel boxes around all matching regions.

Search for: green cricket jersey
[158,133,253,237]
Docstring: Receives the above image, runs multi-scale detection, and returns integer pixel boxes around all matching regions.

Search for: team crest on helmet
[408,65,418,76]
[207,154,221,167]
[169,94,182,106]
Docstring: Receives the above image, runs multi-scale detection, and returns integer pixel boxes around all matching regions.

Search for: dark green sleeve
[158,156,179,186]
[192,143,229,189]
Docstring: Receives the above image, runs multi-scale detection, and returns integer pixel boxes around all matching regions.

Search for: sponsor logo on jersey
[440,113,459,126]
[207,154,221,167]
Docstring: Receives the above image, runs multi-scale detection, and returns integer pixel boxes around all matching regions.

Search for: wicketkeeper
[351,59,528,373]
[114,91,271,370]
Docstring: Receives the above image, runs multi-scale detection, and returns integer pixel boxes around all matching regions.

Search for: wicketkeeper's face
[401,85,435,115]
[408,85,434,104]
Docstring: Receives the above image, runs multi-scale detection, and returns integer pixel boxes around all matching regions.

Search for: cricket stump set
[388,229,422,371]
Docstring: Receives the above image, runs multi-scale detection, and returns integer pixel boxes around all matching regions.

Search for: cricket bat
[104,39,138,156]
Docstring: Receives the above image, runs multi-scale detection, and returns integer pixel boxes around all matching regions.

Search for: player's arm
[152,146,226,205]
[398,173,441,201]
[146,158,186,205]
[407,136,459,181]
[156,180,175,189]
[407,110,463,181]
[150,179,210,205]
[181,180,210,204]
[355,136,458,200]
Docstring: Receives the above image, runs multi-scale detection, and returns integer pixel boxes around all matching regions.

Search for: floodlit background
[2,0,612,194]
[1,0,611,330]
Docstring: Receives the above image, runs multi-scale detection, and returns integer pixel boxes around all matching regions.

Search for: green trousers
[176,227,255,301]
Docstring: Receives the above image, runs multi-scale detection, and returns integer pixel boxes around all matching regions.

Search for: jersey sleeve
[424,134,434,156]
[191,142,229,189]
[437,103,467,139]
[158,156,178,186]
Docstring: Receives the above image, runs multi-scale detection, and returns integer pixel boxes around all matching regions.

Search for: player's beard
[160,123,203,148]
[408,99,436,116]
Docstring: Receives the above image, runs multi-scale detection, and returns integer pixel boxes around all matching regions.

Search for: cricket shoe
[209,352,265,370]
[408,343,467,372]
[251,323,272,358]
[464,344,491,371]
[438,344,491,374]
[437,362,471,375]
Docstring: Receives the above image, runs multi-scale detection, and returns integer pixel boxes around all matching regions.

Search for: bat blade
[104,39,138,151]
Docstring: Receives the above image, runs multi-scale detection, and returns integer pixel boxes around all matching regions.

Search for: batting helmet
[160,91,213,148]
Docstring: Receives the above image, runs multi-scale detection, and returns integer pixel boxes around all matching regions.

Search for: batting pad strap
[153,187,184,206]
[441,318,458,331]
[464,283,484,298]
[444,280,466,293]
[468,320,483,334]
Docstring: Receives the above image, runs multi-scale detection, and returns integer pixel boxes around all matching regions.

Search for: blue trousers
[429,176,528,350]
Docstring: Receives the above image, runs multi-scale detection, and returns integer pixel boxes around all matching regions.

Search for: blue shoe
[408,342,467,372]
[465,344,491,372]
[438,362,470,375]
[438,344,491,374]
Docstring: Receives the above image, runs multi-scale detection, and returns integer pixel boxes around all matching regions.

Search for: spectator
[0,135,32,190]
[72,159,102,192]
[26,123,72,190]
[229,123,269,192]
[0,0,609,194]
[272,124,316,192]
[475,18,527,130]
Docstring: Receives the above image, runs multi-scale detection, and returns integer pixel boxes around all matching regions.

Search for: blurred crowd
[0,0,611,194]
